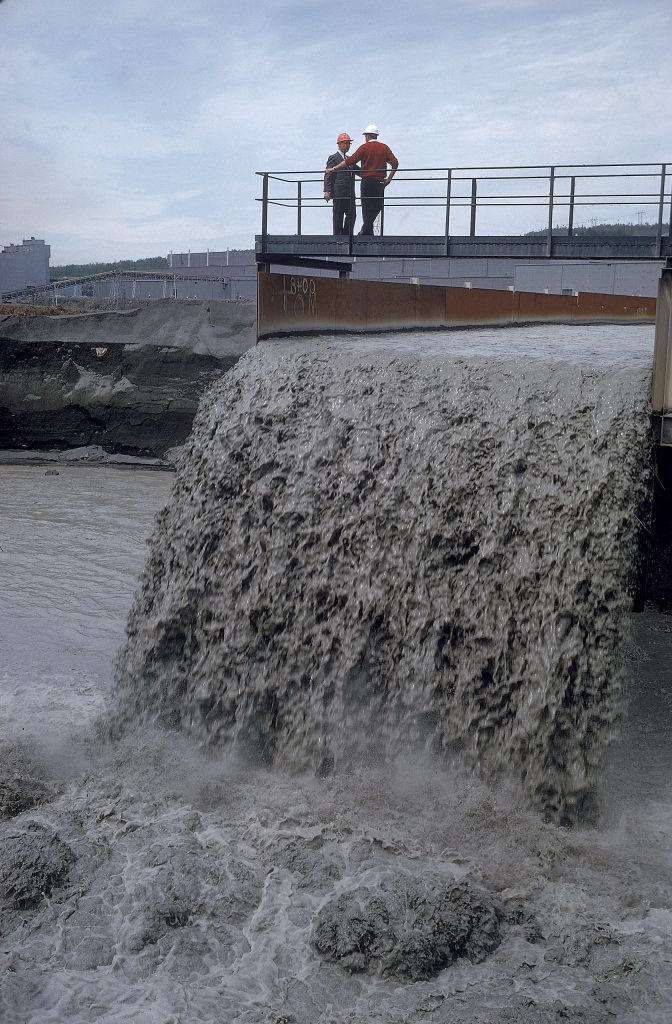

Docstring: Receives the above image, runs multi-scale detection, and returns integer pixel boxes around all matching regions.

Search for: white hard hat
[363,124,379,136]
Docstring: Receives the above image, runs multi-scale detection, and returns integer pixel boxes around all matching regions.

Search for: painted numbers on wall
[281,276,317,317]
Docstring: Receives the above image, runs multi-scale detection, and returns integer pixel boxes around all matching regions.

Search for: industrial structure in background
[0,243,666,305]
[0,238,50,298]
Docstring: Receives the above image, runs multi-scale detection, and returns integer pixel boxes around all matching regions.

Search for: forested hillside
[51,256,168,280]
[526,221,669,237]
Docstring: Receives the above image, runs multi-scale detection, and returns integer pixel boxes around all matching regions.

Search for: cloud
[1,0,670,262]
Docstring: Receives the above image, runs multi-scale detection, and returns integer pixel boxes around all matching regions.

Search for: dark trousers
[333,195,355,235]
[359,177,385,235]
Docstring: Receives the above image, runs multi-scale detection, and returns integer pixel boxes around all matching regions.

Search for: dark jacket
[324,151,357,199]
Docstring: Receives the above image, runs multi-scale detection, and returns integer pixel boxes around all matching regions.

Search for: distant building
[164,250,663,298]
[4,242,664,304]
[0,238,51,299]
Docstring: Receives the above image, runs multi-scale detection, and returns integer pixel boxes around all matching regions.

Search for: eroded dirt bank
[0,300,255,457]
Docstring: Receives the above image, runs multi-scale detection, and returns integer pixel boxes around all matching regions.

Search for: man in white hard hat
[323,132,359,235]
[326,124,398,235]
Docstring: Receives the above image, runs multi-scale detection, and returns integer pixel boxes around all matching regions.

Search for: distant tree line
[525,221,670,237]
[50,256,169,281]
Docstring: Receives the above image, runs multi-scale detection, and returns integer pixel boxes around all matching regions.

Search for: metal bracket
[255,253,352,277]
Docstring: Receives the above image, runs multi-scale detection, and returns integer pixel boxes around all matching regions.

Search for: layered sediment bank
[0,300,255,457]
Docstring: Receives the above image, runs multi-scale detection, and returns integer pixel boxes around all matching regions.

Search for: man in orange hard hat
[326,124,398,236]
[323,132,359,236]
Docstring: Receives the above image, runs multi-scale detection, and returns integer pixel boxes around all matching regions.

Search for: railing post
[348,195,354,256]
[297,181,302,236]
[568,175,576,237]
[261,173,269,253]
[444,169,452,256]
[656,163,667,257]
[469,177,477,237]
[546,166,555,256]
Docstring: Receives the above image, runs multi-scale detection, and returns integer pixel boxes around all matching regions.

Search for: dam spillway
[113,322,653,822]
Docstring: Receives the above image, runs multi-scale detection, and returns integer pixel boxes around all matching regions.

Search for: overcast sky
[1,0,670,265]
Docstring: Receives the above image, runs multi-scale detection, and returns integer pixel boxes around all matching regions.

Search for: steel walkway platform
[256,233,672,262]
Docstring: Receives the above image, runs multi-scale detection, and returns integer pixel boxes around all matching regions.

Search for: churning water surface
[1,323,672,1024]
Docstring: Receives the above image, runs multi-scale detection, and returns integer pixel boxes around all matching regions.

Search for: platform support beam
[651,260,672,443]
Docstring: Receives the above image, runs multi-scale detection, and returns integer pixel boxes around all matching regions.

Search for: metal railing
[256,162,672,256]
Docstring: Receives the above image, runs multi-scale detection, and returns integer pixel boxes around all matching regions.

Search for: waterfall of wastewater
[113,336,651,822]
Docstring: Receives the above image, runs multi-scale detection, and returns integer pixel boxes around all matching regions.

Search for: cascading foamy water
[113,335,651,821]
[5,327,672,1024]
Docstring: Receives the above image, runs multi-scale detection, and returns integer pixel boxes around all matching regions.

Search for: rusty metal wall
[257,268,656,340]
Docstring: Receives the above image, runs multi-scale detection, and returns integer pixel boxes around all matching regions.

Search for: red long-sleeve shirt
[343,140,398,180]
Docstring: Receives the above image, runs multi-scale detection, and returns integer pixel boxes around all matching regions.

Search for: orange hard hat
[336,132,352,143]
